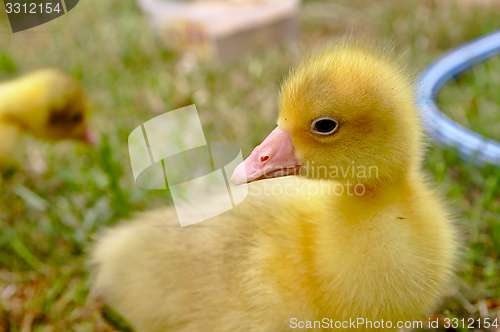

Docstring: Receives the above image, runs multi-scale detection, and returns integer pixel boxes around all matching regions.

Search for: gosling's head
[3,69,95,144]
[232,39,423,188]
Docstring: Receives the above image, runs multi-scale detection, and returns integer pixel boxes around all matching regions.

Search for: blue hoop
[416,30,500,166]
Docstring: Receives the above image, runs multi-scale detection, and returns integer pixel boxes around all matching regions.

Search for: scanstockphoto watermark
[252,178,368,199]
[290,318,423,330]
[3,0,80,33]
[249,162,380,199]
[299,162,379,181]
[128,105,379,226]
[290,317,500,330]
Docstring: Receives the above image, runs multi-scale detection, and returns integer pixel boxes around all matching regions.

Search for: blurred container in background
[137,0,300,63]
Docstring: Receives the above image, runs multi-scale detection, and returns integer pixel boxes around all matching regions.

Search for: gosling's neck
[323,169,419,217]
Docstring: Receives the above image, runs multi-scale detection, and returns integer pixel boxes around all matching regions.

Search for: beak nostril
[261,155,269,163]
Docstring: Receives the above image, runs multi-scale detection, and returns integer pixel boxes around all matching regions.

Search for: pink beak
[82,125,96,145]
[231,126,302,185]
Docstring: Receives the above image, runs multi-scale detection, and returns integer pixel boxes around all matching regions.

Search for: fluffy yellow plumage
[91,39,458,331]
[0,69,93,168]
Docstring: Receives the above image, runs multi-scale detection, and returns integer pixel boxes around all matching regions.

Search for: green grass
[438,55,500,141]
[0,0,499,330]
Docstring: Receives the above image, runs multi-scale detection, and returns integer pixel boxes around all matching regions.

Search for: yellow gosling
[0,69,94,168]
[91,38,458,332]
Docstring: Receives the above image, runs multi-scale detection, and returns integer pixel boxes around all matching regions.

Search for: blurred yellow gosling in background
[91,39,458,332]
[0,69,94,168]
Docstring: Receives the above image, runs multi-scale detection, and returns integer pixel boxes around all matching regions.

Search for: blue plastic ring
[416,30,500,166]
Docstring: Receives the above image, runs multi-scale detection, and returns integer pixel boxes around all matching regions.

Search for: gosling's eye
[70,113,83,124]
[310,117,338,135]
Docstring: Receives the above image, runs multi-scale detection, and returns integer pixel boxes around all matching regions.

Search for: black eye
[310,117,338,135]
[70,113,83,124]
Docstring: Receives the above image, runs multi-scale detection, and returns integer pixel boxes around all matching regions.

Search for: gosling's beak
[231,126,301,185]
[81,125,96,145]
